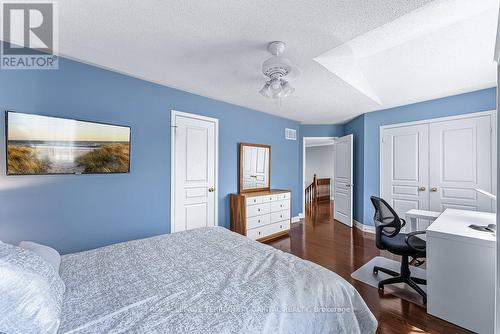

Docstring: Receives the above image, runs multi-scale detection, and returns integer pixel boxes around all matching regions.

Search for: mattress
[58,227,377,333]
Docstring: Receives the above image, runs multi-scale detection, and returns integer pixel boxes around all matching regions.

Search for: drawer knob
[280,215,282,218]
[280,205,283,208]
[280,225,282,228]
[258,219,260,223]
[258,231,261,235]
[258,208,261,212]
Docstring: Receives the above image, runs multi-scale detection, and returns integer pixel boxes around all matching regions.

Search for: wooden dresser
[230,189,291,242]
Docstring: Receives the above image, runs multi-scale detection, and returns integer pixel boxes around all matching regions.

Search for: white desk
[427,209,496,334]
[405,209,441,232]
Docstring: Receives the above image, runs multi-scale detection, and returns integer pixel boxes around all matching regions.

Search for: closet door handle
[418,186,426,191]
[430,187,438,192]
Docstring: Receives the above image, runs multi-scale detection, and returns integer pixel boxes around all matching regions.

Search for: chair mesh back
[370,196,401,236]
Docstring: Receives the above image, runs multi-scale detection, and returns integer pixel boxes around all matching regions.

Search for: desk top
[427,209,496,247]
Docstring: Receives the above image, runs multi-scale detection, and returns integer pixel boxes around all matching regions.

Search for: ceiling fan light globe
[269,79,282,94]
[281,81,295,96]
[271,90,282,99]
[259,83,272,98]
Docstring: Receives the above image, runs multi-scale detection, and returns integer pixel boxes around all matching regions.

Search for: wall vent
[285,128,297,141]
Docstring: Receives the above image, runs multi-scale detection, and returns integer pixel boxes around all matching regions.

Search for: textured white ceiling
[6,0,497,123]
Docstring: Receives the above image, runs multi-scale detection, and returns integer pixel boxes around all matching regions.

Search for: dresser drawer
[269,194,279,202]
[271,199,289,212]
[246,214,271,230]
[247,195,273,206]
[271,210,290,224]
[246,203,270,217]
[247,221,289,240]
[277,192,291,201]
[246,196,262,206]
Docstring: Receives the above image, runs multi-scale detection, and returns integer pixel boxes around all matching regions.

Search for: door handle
[208,187,215,192]
[430,187,438,192]
[418,186,426,191]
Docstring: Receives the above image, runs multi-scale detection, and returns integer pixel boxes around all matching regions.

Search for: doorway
[302,136,354,227]
[302,137,335,218]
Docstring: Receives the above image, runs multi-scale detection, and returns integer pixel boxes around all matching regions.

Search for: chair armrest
[405,231,426,252]
[375,218,399,237]
[400,218,407,228]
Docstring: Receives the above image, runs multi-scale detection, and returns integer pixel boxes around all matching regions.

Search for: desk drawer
[271,200,289,212]
[246,203,270,217]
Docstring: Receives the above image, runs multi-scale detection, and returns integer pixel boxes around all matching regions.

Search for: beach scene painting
[6,112,131,175]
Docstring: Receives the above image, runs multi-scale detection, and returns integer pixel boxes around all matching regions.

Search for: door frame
[379,110,497,200]
[302,136,336,215]
[170,110,219,233]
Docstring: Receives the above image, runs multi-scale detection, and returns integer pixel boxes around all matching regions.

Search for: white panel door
[381,124,430,231]
[333,135,353,227]
[429,116,492,212]
[172,112,217,232]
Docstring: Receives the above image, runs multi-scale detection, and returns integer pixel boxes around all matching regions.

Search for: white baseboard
[298,213,305,219]
[353,219,375,234]
[292,216,301,223]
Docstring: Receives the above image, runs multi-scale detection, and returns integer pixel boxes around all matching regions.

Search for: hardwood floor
[267,201,471,334]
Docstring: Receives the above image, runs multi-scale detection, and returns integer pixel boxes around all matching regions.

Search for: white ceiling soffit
[315,0,499,109]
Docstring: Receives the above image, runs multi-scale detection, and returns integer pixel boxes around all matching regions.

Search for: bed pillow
[0,241,65,334]
[19,241,61,273]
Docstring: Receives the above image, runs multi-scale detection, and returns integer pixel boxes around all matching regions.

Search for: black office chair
[370,196,427,304]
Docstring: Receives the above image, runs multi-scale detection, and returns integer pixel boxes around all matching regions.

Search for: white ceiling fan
[259,41,300,99]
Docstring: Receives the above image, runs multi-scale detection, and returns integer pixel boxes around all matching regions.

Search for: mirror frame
[239,143,271,193]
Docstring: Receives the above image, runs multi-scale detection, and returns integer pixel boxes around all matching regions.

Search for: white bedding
[58,227,377,333]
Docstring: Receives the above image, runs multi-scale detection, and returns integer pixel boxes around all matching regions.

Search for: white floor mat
[351,256,427,306]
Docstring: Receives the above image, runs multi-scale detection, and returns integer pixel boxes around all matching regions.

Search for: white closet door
[429,116,492,212]
[381,124,429,231]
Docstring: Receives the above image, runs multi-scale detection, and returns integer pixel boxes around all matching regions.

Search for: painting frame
[5,111,132,176]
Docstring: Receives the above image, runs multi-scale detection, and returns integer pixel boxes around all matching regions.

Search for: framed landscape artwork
[6,111,131,175]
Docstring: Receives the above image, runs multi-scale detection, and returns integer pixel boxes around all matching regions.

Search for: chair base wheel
[377,274,427,305]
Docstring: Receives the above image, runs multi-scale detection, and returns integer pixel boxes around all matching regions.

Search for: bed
[55,227,377,333]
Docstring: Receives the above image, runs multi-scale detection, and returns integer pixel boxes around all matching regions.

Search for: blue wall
[0,55,301,254]
[300,124,344,138]
[344,87,497,225]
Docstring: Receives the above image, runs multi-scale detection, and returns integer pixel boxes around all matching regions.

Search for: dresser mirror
[239,143,271,193]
